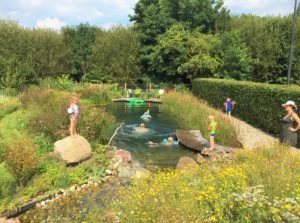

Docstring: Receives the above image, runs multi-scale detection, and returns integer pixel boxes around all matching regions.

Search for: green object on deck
[128,98,145,104]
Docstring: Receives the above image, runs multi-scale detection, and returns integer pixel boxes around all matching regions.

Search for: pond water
[20,102,196,222]
[108,102,196,168]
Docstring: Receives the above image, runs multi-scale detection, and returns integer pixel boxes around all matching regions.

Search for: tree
[62,23,99,81]
[90,26,141,84]
[149,24,190,82]
[214,31,253,80]
[130,0,230,78]
[178,33,221,79]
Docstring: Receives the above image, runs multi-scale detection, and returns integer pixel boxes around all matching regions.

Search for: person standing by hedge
[224,98,236,116]
[280,101,300,147]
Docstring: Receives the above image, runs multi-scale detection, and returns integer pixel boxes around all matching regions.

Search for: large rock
[54,136,92,164]
[196,153,206,164]
[176,157,199,170]
[115,150,132,163]
[0,218,21,223]
[118,165,150,179]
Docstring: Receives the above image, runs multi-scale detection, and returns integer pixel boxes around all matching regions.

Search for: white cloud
[36,17,66,30]
[224,0,295,16]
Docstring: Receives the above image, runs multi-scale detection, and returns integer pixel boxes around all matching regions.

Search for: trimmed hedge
[192,78,300,135]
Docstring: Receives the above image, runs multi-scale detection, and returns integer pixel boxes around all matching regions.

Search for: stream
[20,102,196,222]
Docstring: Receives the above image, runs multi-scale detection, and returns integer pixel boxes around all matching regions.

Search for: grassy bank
[107,144,300,223]
[0,83,117,214]
[162,92,239,147]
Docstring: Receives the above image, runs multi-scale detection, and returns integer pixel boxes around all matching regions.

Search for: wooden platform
[112,98,162,103]
[176,130,209,152]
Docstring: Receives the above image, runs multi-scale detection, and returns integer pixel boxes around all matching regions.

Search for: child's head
[226,98,231,101]
[208,115,215,121]
[140,123,145,128]
[70,96,78,104]
[168,137,174,143]
[144,112,147,115]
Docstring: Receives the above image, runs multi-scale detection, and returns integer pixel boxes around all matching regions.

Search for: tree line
[0,0,299,89]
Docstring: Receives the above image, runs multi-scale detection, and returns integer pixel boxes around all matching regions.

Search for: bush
[162,93,239,147]
[78,107,116,144]
[192,78,300,135]
[3,141,39,185]
[19,86,52,108]
[28,90,70,141]
[0,164,17,199]
[79,85,111,105]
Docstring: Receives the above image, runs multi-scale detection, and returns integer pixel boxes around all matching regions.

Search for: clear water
[108,102,196,168]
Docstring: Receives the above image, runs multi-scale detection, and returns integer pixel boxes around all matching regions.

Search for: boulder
[176,157,199,170]
[0,218,21,223]
[196,153,206,164]
[118,165,150,179]
[115,150,132,163]
[54,136,92,164]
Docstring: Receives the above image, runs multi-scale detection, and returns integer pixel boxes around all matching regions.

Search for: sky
[0,0,296,30]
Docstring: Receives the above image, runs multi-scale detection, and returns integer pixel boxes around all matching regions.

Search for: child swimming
[135,123,149,133]
[141,112,152,120]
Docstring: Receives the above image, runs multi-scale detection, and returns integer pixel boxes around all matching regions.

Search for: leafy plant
[3,141,39,185]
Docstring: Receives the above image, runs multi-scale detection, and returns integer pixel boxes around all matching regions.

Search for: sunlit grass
[162,92,239,147]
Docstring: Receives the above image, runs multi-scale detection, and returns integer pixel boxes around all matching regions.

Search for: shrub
[29,90,70,141]
[3,141,39,185]
[162,93,239,147]
[192,78,300,135]
[79,85,111,105]
[19,86,52,108]
[0,164,17,199]
[78,107,116,144]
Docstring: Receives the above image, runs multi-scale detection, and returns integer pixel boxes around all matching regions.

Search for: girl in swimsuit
[68,96,79,137]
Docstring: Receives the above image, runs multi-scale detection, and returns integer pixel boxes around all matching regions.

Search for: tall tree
[90,26,141,84]
[62,23,99,81]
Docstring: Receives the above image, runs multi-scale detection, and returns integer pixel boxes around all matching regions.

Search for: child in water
[203,115,218,152]
[135,123,149,133]
[68,96,79,137]
[224,98,236,116]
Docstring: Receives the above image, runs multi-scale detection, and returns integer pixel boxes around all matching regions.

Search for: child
[203,115,218,152]
[68,96,79,137]
[224,98,236,116]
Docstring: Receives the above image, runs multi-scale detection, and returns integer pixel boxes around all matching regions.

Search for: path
[228,116,277,149]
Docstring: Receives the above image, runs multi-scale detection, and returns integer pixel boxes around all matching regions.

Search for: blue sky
[0,0,296,30]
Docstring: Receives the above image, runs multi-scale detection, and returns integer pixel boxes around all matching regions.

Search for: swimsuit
[280,113,297,147]
[209,121,218,137]
[226,100,233,112]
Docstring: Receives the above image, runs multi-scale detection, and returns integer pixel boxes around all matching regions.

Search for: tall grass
[108,144,300,223]
[162,92,239,147]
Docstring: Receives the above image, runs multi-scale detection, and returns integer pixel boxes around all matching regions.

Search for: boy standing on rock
[203,115,218,153]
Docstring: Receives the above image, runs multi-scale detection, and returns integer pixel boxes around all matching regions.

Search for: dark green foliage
[62,23,100,81]
[0,21,70,89]
[130,0,230,79]
[192,78,300,135]
[91,26,141,84]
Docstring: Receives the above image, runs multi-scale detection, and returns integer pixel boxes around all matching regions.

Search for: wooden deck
[176,130,209,152]
[112,98,162,103]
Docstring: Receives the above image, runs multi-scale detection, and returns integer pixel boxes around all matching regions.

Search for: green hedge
[192,78,300,135]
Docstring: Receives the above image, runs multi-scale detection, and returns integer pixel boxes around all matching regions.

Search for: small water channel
[20,102,196,222]
[109,102,196,168]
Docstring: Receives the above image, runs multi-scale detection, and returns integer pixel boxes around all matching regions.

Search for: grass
[0,163,16,200]
[162,92,239,147]
[0,83,116,214]
[0,110,33,146]
[107,144,300,223]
